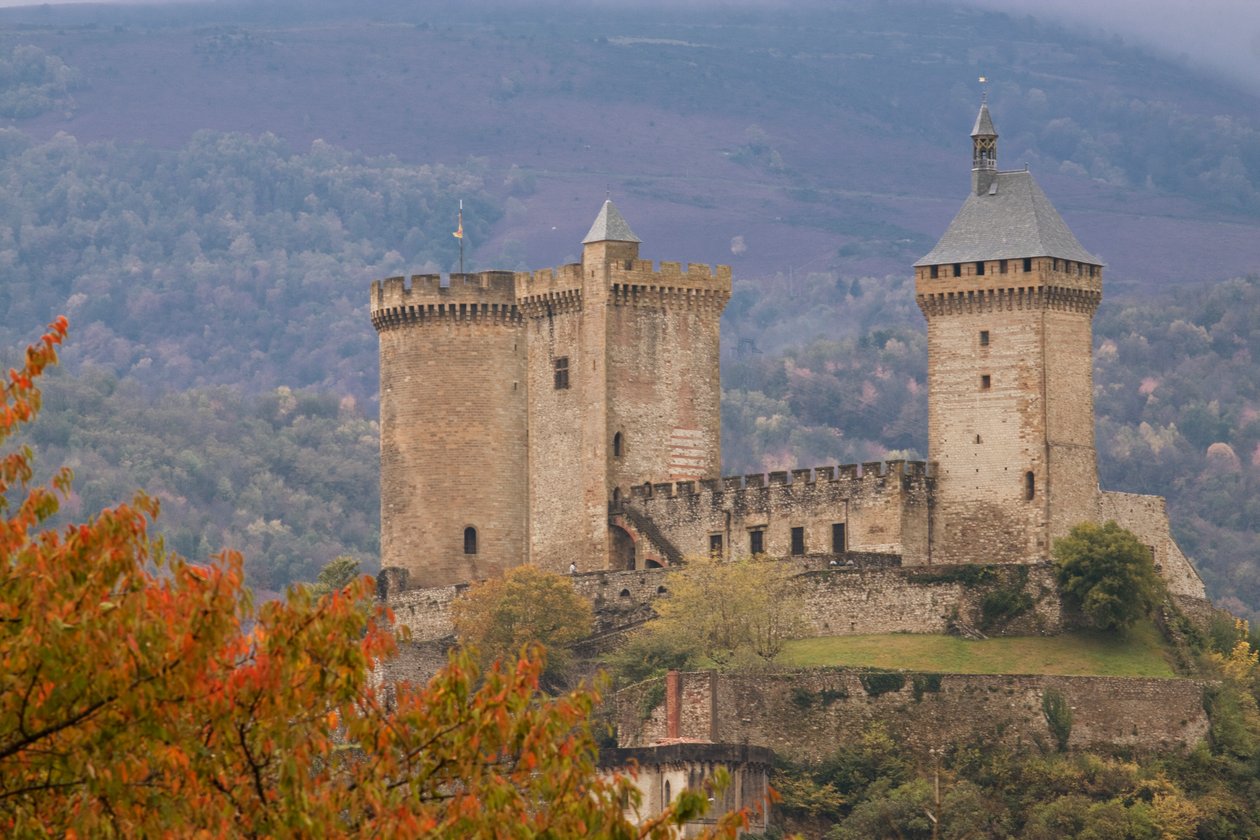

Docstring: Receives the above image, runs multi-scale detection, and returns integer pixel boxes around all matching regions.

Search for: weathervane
[979,75,989,103]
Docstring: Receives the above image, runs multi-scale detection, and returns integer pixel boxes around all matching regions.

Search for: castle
[370,102,1217,836]
[370,101,1205,603]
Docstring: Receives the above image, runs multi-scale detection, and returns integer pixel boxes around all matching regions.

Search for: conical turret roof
[971,102,996,137]
[582,199,641,244]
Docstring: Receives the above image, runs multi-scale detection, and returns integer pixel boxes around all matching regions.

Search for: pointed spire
[971,100,998,194]
[971,102,997,139]
[582,199,641,244]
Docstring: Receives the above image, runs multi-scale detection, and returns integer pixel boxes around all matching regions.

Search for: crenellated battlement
[614,460,933,504]
[513,259,732,317]
[610,460,935,565]
[915,283,1102,317]
[608,259,731,310]
[370,271,520,331]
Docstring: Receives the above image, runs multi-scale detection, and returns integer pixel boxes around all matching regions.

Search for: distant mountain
[0,0,1255,287]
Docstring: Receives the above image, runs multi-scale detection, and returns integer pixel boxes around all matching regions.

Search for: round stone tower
[370,271,527,587]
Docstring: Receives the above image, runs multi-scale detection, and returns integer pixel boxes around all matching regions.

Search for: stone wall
[618,669,1210,764]
[1100,491,1207,599]
[614,461,934,567]
[795,563,1062,637]
[523,275,592,574]
[383,559,1063,646]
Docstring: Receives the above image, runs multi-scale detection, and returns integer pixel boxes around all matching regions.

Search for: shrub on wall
[1042,688,1074,752]
[1054,521,1163,632]
[860,671,906,698]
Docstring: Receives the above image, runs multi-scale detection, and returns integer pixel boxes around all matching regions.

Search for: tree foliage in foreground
[1053,521,1162,632]
[0,320,745,838]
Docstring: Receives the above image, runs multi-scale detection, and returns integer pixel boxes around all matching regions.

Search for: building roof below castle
[583,199,641,244]
[914,169,1101,267]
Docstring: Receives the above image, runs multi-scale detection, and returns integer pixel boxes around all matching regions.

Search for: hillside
[0,1,1256,611]
[0,0,1256,288]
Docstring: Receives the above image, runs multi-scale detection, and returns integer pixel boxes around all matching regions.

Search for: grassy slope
[781,620,1177,678]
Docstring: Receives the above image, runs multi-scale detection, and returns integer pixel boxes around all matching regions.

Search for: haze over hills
[0,0,1257,287]
[0,0,1258,611]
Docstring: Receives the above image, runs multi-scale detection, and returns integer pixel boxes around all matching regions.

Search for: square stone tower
[520,201,731,574]
[371,201,730,586]
[914,102,1104,563]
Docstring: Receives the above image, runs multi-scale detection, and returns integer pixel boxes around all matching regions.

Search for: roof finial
[979,74,988,104]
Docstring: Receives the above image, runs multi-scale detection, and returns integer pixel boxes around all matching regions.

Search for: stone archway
[611,524,636,571]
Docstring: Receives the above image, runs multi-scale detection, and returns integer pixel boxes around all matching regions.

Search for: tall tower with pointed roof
[914,102,1105,563]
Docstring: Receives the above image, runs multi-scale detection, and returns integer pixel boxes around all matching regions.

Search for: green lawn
[780,620,1177,678]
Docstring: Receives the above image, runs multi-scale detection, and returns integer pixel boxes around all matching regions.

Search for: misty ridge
[0,0,1256,616]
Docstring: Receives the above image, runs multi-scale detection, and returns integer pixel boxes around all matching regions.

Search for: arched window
[1025,471,1035,501]
[613,432,623,458]
[464,526,478,555]
[664,780,671,803]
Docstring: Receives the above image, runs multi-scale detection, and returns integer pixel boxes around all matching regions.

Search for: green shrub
[640,682,666,721]
[911,673,943,701]
[980,587,1035,630]
[907,565,998,586]
[1042,688,1073,752]
[860,671,906,698]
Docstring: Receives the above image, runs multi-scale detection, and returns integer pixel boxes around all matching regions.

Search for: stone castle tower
[914,102,1105,564]
[370,201,731,587]
[371,103,1204,602]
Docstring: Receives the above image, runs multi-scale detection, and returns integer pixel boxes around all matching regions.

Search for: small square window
[929,264,939,279]
[709,533,723,556]
[1023,257,1033,272]
[979,330,989,347]
[553,356,569,390]
[999,259,1008,274]
[790,527,805,556]
[749,529,765,555]
[981,374,991,390]
[975,261,985,276]
[952,263,962,277]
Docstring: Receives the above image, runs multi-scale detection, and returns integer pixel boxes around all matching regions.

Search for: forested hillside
[0,1,1255,611]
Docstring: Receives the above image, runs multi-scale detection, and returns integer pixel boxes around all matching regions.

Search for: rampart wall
[618,669,1210,764]
[382,559,1062,647]
[1099,491,1207,599]
[613,460,933,566]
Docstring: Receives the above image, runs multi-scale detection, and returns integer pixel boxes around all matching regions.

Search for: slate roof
[582,199,641,244]
[971,102,996,137]
[914,170,1101,267]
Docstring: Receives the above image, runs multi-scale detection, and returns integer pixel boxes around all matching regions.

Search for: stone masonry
[372,101,1207,601]
[617,669,1211,765]
[371,201,730,587]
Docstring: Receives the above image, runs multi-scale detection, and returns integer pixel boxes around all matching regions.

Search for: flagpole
[458,199,464,275]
